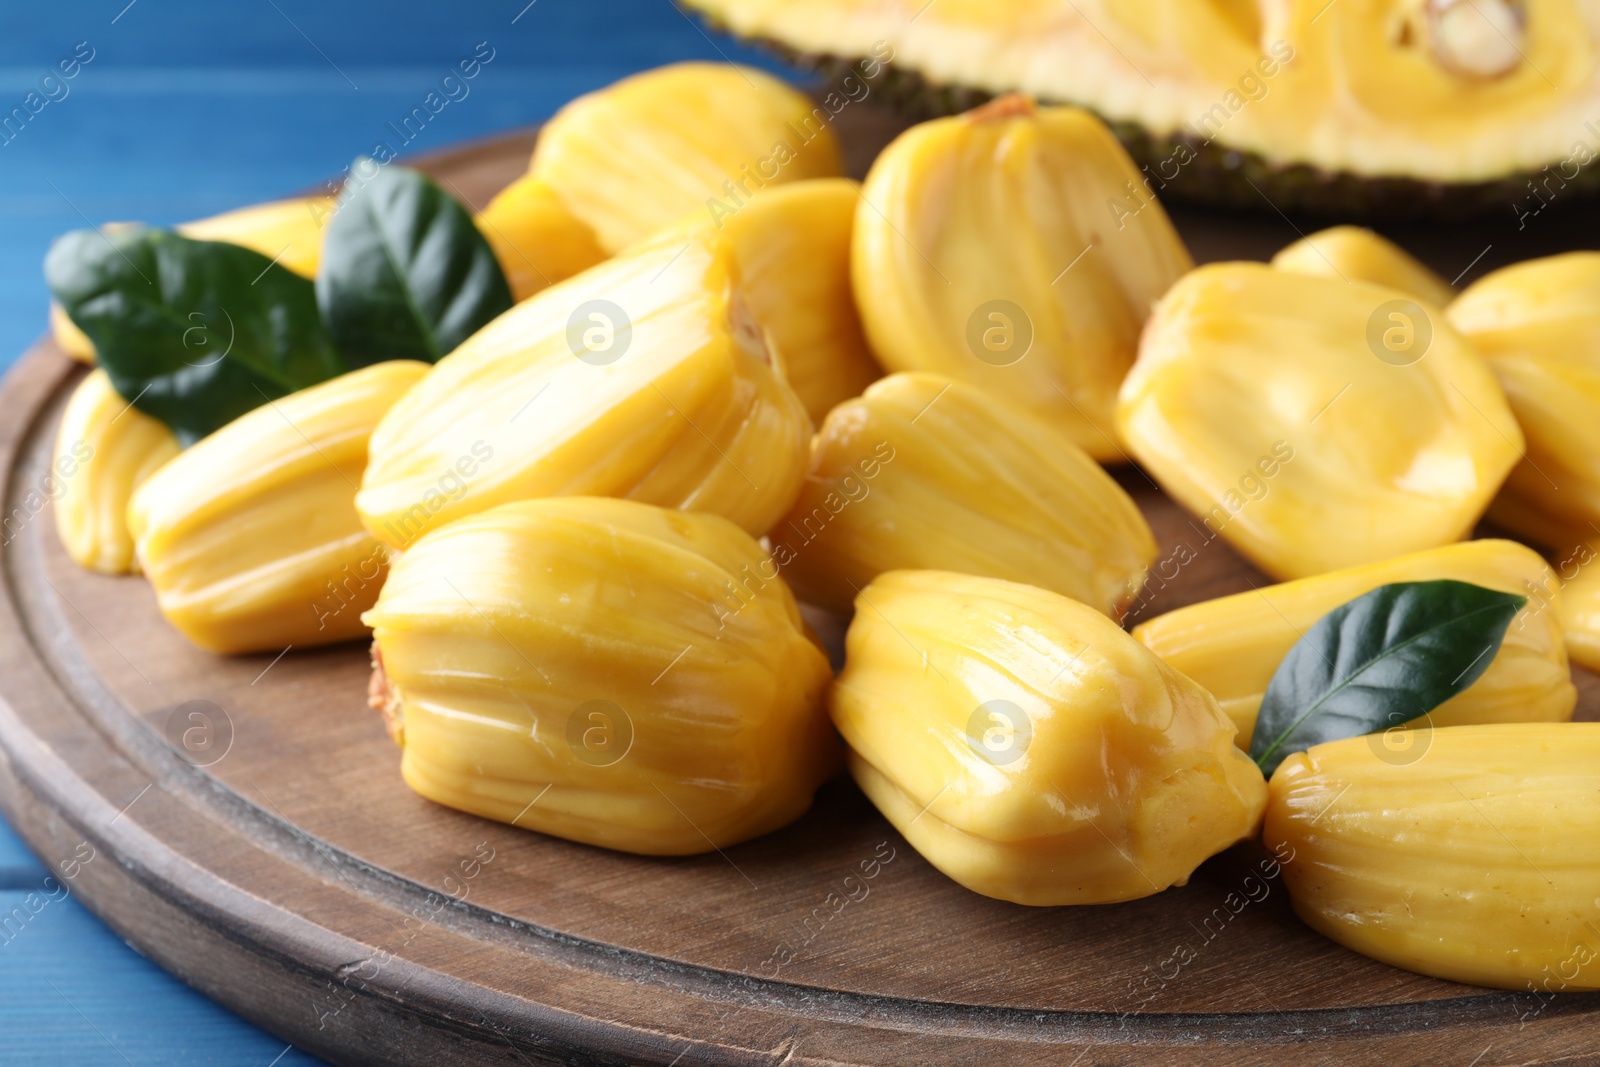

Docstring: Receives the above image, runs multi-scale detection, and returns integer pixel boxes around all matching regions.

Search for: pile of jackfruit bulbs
[45,62,1600,995]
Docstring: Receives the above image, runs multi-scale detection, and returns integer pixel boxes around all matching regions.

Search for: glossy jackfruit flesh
[53,369,180,574]
[128,361,427,654]
[853,96,1193,461]
[687,0,1600,216]
[1117,262,1522,580]
[176,195,333,277]
[363,496,837,855]
[1267,724,1600,991]
[689,178,882,423]
[1556,541,1600,671]
[1271,226,1454,306]
[775,373,1155,615]
[1133,540,1576,746]
[50,302,96,364]
[530,62,843,254]
[474,173,608,303]
[1448,253,1600,551]
[357,224,812,549]
[832,569,1267,905]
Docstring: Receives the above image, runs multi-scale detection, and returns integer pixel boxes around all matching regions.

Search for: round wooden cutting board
[4,102,1600,1067]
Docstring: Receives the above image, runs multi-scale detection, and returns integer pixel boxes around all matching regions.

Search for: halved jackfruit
[1117,263,1522,580]
[686,0,1600,216]
[853,96,1192,460]
[530,62,843,254]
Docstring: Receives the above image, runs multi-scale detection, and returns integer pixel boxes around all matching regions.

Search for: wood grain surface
[2,102,1598,1066]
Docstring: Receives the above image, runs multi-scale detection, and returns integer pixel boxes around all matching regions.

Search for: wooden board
[3,101,1600,1067]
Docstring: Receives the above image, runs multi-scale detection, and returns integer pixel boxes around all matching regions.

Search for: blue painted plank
[0,886,325,1064]
[0,0,781,71]
[0,820,48,889]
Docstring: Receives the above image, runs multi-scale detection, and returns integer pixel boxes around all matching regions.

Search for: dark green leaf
[1249,579,1526,774]
[45,226,345,446]
[316,161,513,366]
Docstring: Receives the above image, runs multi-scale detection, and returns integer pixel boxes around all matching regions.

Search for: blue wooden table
[0,3,781,1061]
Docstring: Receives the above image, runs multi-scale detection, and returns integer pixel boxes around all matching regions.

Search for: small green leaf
[1249,579,1526,775]
[316,161,513,366]
[45,226,345,446]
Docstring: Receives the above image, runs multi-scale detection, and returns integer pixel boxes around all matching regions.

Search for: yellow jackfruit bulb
[832,570,1267,905]
[1117,263,1522,581]
[1133,540,1575,747]
[49,198,331,364]
[1270,226,1455,307]
[474,173,607,303]
[1555,541,1600,671]
[1448,253,1600,550]
[357,225,811,550]
[530,62,843,254]
[690,178,881,424]
[52,370,180,574]
[851,96,1193,462]
[128,361,428,654]
[1266,724,1600,991]
[50,302,96,364]
[363,496,836,855]
[175,195,333,278]
[774,373,1155,615]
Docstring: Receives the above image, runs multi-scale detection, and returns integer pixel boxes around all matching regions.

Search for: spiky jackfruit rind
[727,37,1590,220]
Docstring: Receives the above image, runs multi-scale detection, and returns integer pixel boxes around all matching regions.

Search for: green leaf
[316,161,513,366]
[1249,579,1526,775]
[45,226,345,446]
